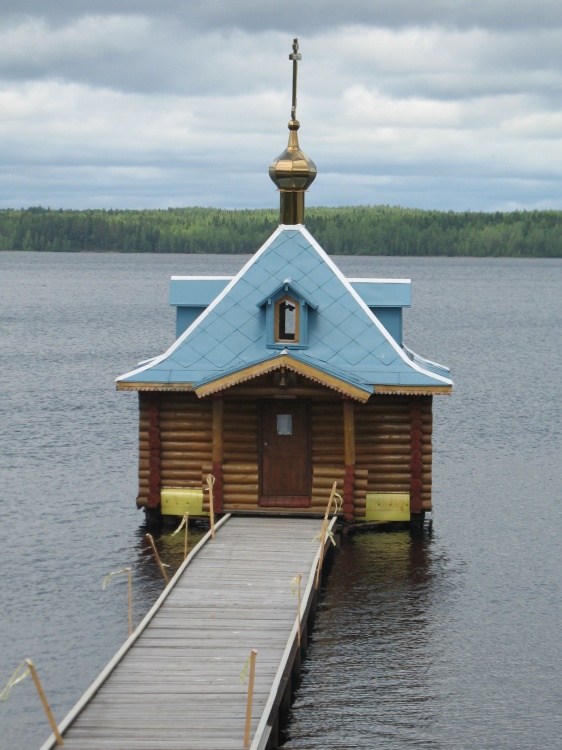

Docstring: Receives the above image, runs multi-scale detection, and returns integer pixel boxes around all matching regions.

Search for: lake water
[0,251,560,750]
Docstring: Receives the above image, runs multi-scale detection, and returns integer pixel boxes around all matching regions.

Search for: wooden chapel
[116,40,452,529]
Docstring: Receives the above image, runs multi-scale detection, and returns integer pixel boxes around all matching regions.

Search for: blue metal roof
[117,226,451,395]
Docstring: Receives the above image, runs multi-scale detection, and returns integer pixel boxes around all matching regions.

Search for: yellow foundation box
[358,492,411,522]
[160,488,206,516]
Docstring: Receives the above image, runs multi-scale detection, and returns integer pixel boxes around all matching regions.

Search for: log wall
[136,392,433,517]
[137,393,213,508]
[222,399,259,512]
[354,395,433,515]
[310,400,345,511]
[159,394,213,491]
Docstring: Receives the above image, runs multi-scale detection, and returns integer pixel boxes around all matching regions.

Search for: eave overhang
[116,382,195,392]
[373,384,452,396]
[115,377,452,397]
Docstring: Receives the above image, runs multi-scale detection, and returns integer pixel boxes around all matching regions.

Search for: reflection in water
[284,531,447,749]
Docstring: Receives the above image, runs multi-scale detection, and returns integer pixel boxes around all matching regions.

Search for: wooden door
[259,400,311,507]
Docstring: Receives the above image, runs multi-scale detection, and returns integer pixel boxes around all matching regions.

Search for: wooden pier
[40,514,336,750]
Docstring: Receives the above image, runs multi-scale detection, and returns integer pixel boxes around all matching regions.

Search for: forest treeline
[0,205,560,257]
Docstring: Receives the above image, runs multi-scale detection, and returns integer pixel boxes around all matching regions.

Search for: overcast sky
[1,1,561,212]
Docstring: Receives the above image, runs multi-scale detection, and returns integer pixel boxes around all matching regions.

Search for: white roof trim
[403,345,451,373]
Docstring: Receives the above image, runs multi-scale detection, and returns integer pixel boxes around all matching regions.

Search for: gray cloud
[2,1,562,32]
[1,1,561,211]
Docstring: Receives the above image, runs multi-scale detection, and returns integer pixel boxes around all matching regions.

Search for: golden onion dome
[269,118,317,192]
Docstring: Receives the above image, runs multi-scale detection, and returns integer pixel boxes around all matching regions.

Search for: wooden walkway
[40,515,334,750]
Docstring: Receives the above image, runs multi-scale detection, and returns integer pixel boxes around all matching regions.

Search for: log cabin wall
[354,395,433,517]
[137,391,433,518]
[136,392,213,509]
[222,398,259,512]
[159,393,213,493]
[310,400,345,512]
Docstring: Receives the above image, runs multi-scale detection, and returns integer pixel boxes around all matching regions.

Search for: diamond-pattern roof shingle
[117,226,452,392]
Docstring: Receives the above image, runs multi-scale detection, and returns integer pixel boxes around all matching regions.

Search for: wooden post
[126,568,133,636]
[316,481,337,589]
[343,399,355,466]
[212,397,223,464]
[410,400,424,515]
[244,649,257,748]
[343,399,356,521]
[206,474,216,539]
[147,396,161,510]
[171,512,189,560]
[25,660,63,746]
[145,533,169,584]
[212,396,224,513]
[296,572,302,647]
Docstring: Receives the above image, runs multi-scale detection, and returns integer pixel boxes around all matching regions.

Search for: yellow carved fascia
[115,382,195,392]
[194,355,371,401]
[373,384,453,396]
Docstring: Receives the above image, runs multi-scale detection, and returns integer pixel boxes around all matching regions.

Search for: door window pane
[277,415,293,435]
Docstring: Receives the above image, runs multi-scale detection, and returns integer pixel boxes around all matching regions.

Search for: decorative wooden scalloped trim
[116,382,195,391]
[193,356,371,402]
[373,385,452,395]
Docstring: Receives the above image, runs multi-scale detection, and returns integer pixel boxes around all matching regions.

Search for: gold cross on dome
[289,38,301,121]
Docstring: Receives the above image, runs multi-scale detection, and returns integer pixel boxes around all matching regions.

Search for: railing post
[296,573,302,646]
[316,481,337,588]
[244,649,257,748]
[25,660,64,746]
[206,474,216,539]
[145,533,169,584]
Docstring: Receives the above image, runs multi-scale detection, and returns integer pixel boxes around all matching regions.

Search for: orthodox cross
[289,38,301,121]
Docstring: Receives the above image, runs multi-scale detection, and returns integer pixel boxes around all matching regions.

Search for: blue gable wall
[170,277,231,338]
[170,275,411,343]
